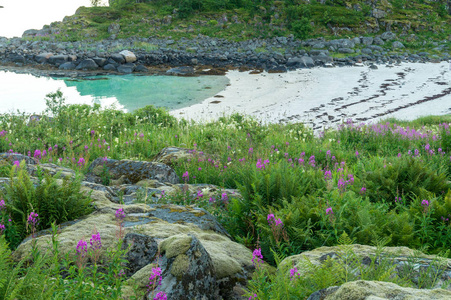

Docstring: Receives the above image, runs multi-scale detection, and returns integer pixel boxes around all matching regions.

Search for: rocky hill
[22,0,451,49]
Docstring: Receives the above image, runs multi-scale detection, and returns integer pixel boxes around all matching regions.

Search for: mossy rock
[308,280,451,300]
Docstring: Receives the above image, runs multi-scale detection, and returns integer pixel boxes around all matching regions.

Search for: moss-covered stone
[159,234,192,258]
[316,280,451,300]
[171,254,190,277]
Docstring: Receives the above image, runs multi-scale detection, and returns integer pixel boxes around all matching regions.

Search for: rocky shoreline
[0,33,450,77]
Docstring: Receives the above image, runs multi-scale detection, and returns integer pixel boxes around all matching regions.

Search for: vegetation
[33,0,450,54]
[0,92,450,298]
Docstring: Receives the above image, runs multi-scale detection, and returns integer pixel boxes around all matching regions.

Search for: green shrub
[1,162,93,247]
[362,156,450,205]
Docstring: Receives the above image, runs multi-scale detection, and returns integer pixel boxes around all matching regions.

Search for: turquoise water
[0,71,229,114]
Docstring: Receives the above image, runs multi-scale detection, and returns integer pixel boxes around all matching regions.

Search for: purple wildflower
[252,248,263,267]
[76,240,88,257]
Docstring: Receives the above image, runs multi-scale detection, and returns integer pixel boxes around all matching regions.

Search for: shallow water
[0,71,229,114]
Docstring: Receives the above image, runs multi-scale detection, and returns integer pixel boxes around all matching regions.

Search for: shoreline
[170,62,451,130]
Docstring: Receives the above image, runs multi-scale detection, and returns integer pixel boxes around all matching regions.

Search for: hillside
[25,0,450,49]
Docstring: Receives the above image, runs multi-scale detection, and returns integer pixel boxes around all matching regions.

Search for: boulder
[166,66,195,76]
[48,55,69,66]
[372,8,387,19]
[0,153,37,165]
[92,57,107,67]
[26,163,77,179]
[281,244,451,290]
[76,59,99,71]
[135,65,149,72]
[338,48,355,54]
[153,234,219,299]
[122,233,159,277]
[35,52,53,63]
[59,62,76,70]
[119,50,137,63]
[103,64,117,71]
[86,157,180,185]
[307,280,451,300]
[392,41,405,49]
[108,23,120,34]
[286,56,314,68]
[10,54,25,64]
[361,37,373,46]
[152,147,205,167]
[117,63,135,74]
[110,53,125,64]
[381,31,397,41]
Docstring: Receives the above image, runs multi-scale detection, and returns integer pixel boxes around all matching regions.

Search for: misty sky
[0,0,107,38]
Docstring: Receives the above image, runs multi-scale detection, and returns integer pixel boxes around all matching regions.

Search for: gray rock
[0,153,37,165]
[372,8,387,19]
[369,64,378,69]
[287,56,314,68]
[148,204,231,238]
[154,235,219,300]
[135,65,148,72]
[108,23,120,34]
[117,63,135,73]
[92,57,107,67]
[86,157,179,185]
[361,48,373,55]
[308,280,451,300]
[381,31,397,41]
[103,64,117,71]
[110,53,125,64]
[59,62,76,70]
[373,37,385,45]
[166,66,195,76]
[76,59,99,70]
[392,41,405,49]
[122,233,158,277]
[48,55,69,66]
[368,45,384,52]
[35,53,53,63]
[10,54,25,63]
[338,47,355,54]
[361,37,374,46]
[329,39,355,50]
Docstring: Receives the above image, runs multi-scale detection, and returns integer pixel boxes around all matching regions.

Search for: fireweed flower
[326,207,334,215]
[324,170,332,181]
[148,267,163,290]
[77,157,86,167]
[360,187,366,195]
[153,292,167,300]
[33,149,41,159]
[115,207,126,222]
[290,267,300,280]
[76,240,88,257]
[421,199,430,213]
[249,294,258,300]
[27,212,39,229]
[90,231,102,250]
[13,160,20,168]
[0,199,5,211]
[252,248,263,267]
[0,224,5,235]
[182,171,189,182]
[221,192,228,202]
[197,190,203,198]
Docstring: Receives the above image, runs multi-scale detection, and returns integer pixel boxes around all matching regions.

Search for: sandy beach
[170,62,451,130]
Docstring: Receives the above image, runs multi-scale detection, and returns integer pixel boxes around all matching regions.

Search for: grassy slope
[35,1,450,53]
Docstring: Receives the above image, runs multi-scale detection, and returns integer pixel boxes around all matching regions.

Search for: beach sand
[170,62,451,130]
